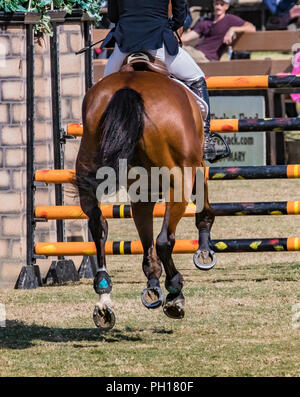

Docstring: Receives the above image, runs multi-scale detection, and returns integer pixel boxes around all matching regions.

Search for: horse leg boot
[193,176,217,270]
[131,201,164,309]
[156,201,186,319]
[188,77,231,163]
[88,205,115,330]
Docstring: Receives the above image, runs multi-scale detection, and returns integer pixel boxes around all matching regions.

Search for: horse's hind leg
[193,172,217,271]
[156,199,187,320]
[79,192,115,330]
[131,201,164,309]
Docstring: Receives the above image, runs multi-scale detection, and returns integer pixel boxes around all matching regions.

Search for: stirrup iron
[203,131,231,163]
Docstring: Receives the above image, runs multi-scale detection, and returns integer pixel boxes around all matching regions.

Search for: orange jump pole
[35,240,199,256]
[35,201,300,220]
[66,117,300,137]
[206,75,269,89]
[35,165,300,185]
[35,169,75,184]
[35,237,300,256]
[34,203,196,220]
[206,74,300,90]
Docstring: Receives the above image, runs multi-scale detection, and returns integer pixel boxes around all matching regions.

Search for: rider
[100,0,230,163]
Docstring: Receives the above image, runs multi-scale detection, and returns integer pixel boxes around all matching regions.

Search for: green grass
[1,263,299,377]
[1,179,300,377]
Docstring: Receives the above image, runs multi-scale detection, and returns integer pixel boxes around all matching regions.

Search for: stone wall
[0,24,27,288]
[0,22,87,288]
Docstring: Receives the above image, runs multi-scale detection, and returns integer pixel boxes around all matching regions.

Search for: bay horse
[75,65,216,330]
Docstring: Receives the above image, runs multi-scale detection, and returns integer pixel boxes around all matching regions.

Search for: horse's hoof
[163,293,185,320]
[193,249,217,271]
[141,287,164,309]
[93,305,115,331]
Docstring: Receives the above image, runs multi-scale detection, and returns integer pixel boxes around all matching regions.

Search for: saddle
[120,51,170,76]
[120,51,208,120]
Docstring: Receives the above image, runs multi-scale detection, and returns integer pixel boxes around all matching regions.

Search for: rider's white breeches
[103,43,205,83]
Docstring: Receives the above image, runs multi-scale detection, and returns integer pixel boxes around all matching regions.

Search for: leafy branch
[0,0,105,35]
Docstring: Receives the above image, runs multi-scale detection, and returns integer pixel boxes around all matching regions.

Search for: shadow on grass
[125,325,173,335]
[0,320,142,349]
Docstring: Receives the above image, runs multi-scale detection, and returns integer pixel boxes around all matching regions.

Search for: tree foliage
[0,0,105,35]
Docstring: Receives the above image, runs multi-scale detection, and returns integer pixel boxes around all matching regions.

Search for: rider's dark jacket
[101,0,187,56]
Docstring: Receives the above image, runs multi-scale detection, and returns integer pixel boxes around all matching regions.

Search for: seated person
[264,0,297,16]
[181,0,256,62]
[264,0,298,30]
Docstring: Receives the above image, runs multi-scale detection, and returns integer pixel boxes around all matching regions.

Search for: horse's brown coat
[76,71,215,324]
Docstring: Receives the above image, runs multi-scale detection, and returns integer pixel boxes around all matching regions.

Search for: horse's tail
[75,88,145,202]
[96,87,145,189]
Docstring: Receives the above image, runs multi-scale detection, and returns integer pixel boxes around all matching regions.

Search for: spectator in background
[290,49,300,114]
[181,0,256,62]
[264,0,299,30]
[183,5,193,30]
[264,0,297,15]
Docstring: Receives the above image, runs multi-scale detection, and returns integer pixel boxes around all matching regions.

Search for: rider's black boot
[188,77,231,163]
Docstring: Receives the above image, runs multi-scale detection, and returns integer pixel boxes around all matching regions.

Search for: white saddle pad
[171,77,208,121]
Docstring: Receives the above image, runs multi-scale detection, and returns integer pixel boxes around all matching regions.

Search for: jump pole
[205,74,300,90]
[34,201,300,220]
[15,22,43,289]
[66,117,300,136]
[34,165,300,184]
[42,20,79,285]
[35,237,300,256]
